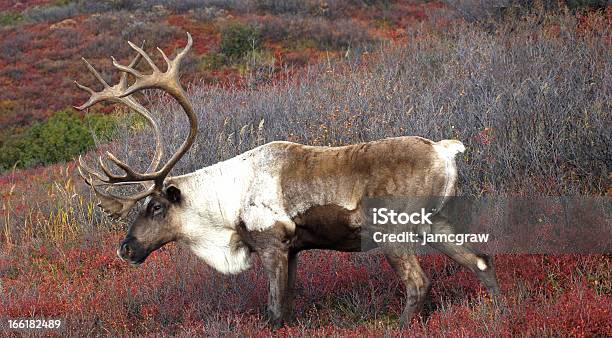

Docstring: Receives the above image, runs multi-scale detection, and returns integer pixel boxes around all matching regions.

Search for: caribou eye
[150,203,163,216]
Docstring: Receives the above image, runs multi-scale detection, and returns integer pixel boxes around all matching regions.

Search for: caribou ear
[165,185,181,204]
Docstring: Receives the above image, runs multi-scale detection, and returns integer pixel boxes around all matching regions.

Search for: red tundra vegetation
[1,230,610,335]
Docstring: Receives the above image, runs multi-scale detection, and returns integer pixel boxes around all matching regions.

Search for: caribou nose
[117,240,132,260]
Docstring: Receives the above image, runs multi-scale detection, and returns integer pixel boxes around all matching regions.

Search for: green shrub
[85,112,117,142]
[219,22,260,60]
[200,51,228,71]
[238,49,276,75]
[0,11,23,26]
[0,110,117,170]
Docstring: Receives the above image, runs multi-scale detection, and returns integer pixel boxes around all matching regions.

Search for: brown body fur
[279,137,448,204]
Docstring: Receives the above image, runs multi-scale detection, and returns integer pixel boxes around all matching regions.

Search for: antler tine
[111,55,144,78]
[156,47,171,69]
[104,152,144,179]
[79,166,154,219]
[74,81,95,95]
[173,32,193,68]
[97,155,121,181]
[78,155,107,183]
[94,151,155,185]
[73,81,97,111]
[127,40,159,73]
[73,58,112,110]
[82,57,110,89]
[74,55,132,110]
[79,155,152,187]
[118,41,144,89]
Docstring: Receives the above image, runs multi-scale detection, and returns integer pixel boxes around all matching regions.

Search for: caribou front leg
[260,248,291,327]
[239,216,297,326]
[286,252,299,314]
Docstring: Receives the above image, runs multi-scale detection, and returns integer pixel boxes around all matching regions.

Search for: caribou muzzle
[117,237,149,266]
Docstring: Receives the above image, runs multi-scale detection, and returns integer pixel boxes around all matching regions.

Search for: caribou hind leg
[427,217,501,296]
[383,249,430,327]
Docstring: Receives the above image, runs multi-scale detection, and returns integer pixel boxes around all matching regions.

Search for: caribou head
[75,34,197,265]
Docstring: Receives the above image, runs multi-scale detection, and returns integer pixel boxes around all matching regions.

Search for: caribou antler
[75,44,163,180]
[75,33,197,218]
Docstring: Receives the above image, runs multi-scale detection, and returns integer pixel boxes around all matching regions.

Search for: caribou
[75,33,500,327]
